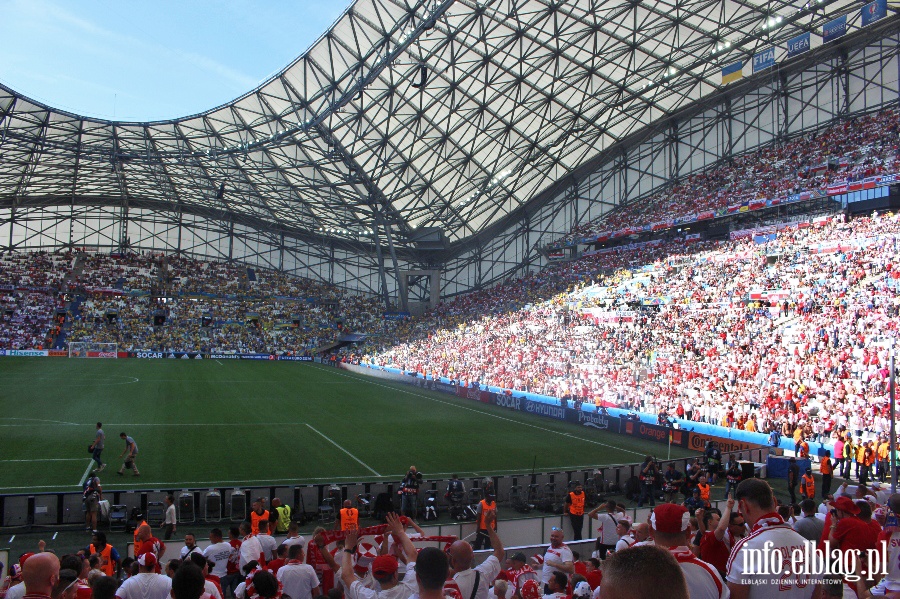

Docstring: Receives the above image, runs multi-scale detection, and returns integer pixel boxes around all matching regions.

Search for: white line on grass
[78,460,94,486]
[0,458,86,463]
[0,417,81,425]
[318,365,647,458]
[216,360,224,366]
[101,422,311,427]
[304,423,382,477]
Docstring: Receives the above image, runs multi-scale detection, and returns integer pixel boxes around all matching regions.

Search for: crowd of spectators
[0,249,389,354]
[362,211,900,446]
[0,290,62,350]
[64,253,386,354]
[552,108,900,246]
[0,251,69,289]
[5,476,900,599]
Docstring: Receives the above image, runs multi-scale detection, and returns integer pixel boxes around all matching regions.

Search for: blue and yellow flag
[721,61,743,84]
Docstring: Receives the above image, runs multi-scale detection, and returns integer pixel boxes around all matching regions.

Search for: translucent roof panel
[0,0,862,250]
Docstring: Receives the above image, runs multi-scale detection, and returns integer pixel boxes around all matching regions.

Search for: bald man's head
[448,540,474,572]
[23,552,60,596]
[633,523,650,542]
[136,524,151,541]
[598,546,688,599]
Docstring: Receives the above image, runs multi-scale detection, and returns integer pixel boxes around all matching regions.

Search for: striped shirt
[668,546,728,599]
[726,514,813,599]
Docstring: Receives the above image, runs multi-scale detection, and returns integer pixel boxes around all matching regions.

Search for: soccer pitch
[0,358,696,494]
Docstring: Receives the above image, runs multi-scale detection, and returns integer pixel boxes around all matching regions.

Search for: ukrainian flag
[721,61,743,84]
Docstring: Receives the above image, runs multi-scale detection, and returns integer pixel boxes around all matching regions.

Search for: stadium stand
[360,211,900,446]
[550,108,900,248]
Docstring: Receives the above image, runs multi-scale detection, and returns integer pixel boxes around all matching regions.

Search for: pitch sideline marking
[0,458,86,463]
[317,365,647,457]
[0,417,81,425]
[78,459,94,487]
[304,423,382,477]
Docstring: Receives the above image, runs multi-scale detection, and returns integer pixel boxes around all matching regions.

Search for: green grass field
[0,358,696,494]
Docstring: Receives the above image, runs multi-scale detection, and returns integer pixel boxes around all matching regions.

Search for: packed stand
[65,254,386,354]
[0,251,69,289]
[552,108,900,246]
[73,253,160,293]
[364,212,900,447]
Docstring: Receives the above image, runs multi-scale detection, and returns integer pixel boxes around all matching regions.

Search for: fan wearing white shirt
[256,521,278,562]
[342,513,419,599]
[203,528,235,579]
[277,544,321,599]
[280,523,306,548]
[448,511,505,599]
[540,528,574,591]
[649,503,728,599]
[115,553,171,599]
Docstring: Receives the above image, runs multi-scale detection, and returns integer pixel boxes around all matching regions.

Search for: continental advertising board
[685,430,760,453]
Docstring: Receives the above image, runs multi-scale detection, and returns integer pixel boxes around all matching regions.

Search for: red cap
[137,553,158,568]
[650,504,690,533]
[372,555,398,577]
[18,553,34,567]
[833,496,861,515]
[520,580,541,599]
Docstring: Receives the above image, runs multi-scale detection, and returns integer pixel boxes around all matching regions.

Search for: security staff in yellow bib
[272,497,291,534]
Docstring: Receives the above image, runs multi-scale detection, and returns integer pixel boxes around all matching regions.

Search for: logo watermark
[742,541,888,583]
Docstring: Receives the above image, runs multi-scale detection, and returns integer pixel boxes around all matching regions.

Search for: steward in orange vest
[88,531,120,577]
[800,470,815,499]
[250,500,269,535]
[340,500,359,530]
[473,495,497,551]
[566,484,586,541]
[697,479,711,508]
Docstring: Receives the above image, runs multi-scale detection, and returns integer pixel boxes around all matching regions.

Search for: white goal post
[68,342,118,358]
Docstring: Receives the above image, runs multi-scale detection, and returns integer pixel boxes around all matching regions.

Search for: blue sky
[0,0,352,122]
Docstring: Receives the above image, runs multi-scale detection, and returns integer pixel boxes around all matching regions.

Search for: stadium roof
[0,0,865,256]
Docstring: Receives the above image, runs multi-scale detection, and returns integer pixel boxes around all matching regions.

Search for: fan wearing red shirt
[265,545,288,576]
[584,559,602,590]
[134,524,166,574]
[828,496,880,590]
[698,498,746,578]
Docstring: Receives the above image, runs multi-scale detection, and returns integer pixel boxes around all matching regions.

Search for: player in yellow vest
[340,500,359,531]
[473,494,497,550]
[565,484,586,541]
